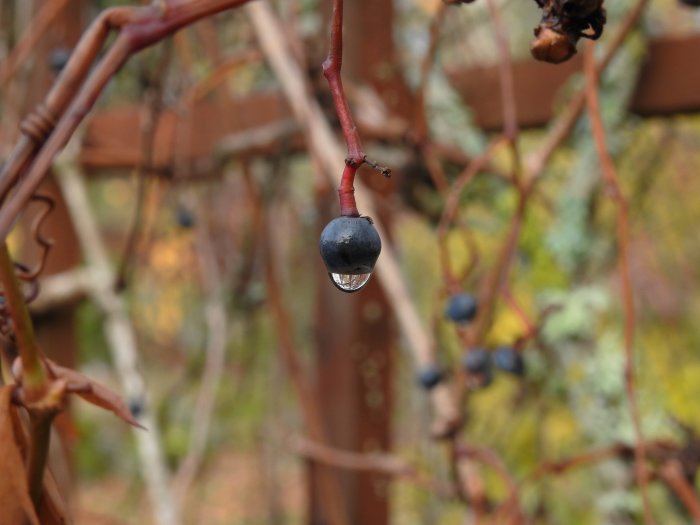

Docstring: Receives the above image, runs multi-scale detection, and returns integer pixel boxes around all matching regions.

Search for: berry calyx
[319,216,381,293]
[494,346,525,377]
[445,293,478,324]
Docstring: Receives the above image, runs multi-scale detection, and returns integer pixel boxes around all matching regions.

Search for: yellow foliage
[486,306,529,346]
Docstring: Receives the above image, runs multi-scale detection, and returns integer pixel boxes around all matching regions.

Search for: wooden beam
[447,34,700,132]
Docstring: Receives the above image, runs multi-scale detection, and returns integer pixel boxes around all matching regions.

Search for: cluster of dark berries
[462,346,525,389]
[319,216,381,293]
[530,0,607,64]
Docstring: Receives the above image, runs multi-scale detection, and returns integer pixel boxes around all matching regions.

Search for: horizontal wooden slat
[447,34,700,131]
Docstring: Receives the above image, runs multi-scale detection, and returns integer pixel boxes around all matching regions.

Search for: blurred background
[2,0,700,523]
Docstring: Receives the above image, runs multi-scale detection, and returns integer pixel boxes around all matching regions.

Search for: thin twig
[0,0,258,240]
[246,1,461,437]
[584,40,653,524]
[55,156,179,525]
[658,460,700,523]
[254,174,350,525]
[291,435,455,499]
[0,0,70,88]
[172,195,229,506]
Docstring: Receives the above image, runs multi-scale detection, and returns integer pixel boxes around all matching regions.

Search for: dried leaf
[45,360,145,430]
[0,385,40,525]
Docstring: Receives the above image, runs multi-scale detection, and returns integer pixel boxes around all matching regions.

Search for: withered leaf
[0,385,40,525]
[45,360,145,430]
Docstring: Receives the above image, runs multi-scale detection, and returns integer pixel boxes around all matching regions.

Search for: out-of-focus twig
[658,460,700,522]
[259,187,350,525]
[584,40,654,525]
[0,0,70,88]
[172,196,229,506]
[524,0,650,182]
[291,435,455,499]
[246,1,461,438]
[55,153,179,525]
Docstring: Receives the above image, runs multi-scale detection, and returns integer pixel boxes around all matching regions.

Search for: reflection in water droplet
[329,272,372,293]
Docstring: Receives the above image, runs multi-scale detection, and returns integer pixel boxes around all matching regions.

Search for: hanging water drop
[319,216,381,293]
[329,272,372,293]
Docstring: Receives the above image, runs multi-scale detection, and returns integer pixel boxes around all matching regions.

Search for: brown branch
[246,2,462,438]
[584,40,654,525]
[0,0,257,242]
[291,436,455,499]
[436,137,507,286]
[0,6,136,202]
[322,0,363,166]
[486,0,518,143]
[0,0,70,88]
[115,43,172,291]
[455,442,525,524]
[255,179,350,525]
[524,0,650,183]
[529,443,635,479]
[658,460,700,523]
[413,4,447,145]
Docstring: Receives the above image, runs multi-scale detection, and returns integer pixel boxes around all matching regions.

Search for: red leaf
[0,385,40,525]
[45,360,145,430]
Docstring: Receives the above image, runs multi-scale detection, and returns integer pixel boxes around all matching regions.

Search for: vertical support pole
[309,1,414,523]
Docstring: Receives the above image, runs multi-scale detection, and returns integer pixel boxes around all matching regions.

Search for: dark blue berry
[175,206,195,229]
[49,48,71,73]
[445,293,478,323]
[416,365,445,390]
[128,398,145,418]
[319,217,381,292]
[494,346,525,377]
[462,348,491,374]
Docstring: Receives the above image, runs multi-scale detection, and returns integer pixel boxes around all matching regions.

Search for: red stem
[322,0,364,166]
[338,164,360,217]
[322,0,384,218]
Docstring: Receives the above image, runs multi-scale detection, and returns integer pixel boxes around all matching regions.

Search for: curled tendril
[19,193,56,282]
[0,193,55,337]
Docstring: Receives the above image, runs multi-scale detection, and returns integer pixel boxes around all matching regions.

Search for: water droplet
[329,272,372,293]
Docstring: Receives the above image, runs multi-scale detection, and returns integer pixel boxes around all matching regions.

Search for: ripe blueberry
[319,216,381,293]
[445,293,478,323]
[49,48,71,73]
[462,348,492,389]
[494,346,525,377]
[128,398,145,418]
[175,205,195,229]
[462,348,491,374]
[416,365,446,390]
